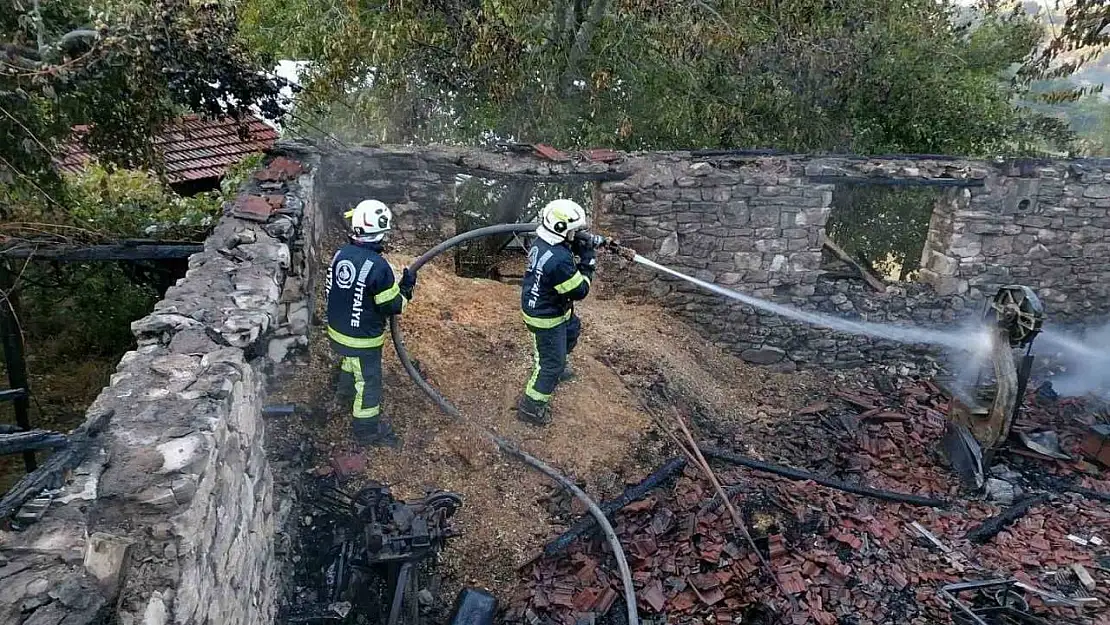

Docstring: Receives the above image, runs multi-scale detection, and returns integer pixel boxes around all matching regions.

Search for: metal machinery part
[288,482,463,625]
[988,286,1044,349]
[941,286,1045,489]
[941,579,1053,625]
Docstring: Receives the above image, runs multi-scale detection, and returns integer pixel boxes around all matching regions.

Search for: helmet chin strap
[351,231,388,244]
[536,225,567,246]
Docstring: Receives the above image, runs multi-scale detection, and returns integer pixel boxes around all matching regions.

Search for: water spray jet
[628,253,992,353]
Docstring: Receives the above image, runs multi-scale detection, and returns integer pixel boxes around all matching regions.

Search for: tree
[242,0,1073,156]
[1019,0,1109,100]
[1,0,285,214]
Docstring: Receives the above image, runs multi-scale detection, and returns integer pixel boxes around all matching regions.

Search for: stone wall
[317,147,457,247]
[0,144,319,625]
[919,159,1110,319]
[597,153,1110,366]
[314,146,1110,369]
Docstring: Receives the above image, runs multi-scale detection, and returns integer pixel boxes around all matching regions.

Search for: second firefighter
[517,199,597,425]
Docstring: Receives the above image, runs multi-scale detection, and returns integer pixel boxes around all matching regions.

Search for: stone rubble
[0,145,319,625]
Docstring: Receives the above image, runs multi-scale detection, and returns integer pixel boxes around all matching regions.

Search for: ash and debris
[510,378,1110,625]
[270,226,1108,625]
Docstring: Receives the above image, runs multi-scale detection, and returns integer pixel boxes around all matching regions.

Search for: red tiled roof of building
[54,114,279,184]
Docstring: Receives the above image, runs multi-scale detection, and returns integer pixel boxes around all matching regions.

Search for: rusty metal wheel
[987,285,1044,348]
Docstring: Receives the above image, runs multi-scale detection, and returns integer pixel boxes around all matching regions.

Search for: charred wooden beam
[543,457,688,556]
[965,494,1049,544]
[701,446,949,508]
[822,235,886,292]
[0,430,68,456]
[0,243,204,261]
[0,409,112,520]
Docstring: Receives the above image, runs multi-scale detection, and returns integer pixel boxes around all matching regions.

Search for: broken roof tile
[56,114,277,184]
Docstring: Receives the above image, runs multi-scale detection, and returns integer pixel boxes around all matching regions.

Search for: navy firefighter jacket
[520,238,592,329]
[325,241,405,355]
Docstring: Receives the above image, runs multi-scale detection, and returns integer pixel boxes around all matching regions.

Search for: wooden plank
[821,236,886,292]
[909,521,953,553]
[1072,564,1097,592]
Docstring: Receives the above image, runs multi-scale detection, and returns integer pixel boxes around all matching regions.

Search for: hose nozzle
[574,230,611,250]
[574,230,635,260]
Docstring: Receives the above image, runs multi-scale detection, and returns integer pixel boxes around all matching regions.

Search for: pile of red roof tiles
[507,377,1110,625]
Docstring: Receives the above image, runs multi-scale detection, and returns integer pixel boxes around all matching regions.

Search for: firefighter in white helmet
[517,199,597,425]
[325,199,416,446]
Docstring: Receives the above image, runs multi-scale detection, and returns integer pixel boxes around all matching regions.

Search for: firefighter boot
[558,363,575,383]
[352,418,400,447]
[516,396,552,426]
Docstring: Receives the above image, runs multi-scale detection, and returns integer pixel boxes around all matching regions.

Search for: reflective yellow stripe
[328,326,385,349]
[353,404,381,418]
[554,271,587,294]
[525,334,552,402]
[342,357,380,418]
[521,309,572,329]
[374,283,401,305]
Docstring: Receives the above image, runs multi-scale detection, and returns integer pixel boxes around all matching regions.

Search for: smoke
[1037,324,1110,399]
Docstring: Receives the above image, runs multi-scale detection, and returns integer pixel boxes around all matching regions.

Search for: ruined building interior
[1,144,1109,625]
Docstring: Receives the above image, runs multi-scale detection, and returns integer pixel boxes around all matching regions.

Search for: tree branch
[560,0,610,96]
[32,0,45,52]
[1,29,100,67]
[57,29,100,47]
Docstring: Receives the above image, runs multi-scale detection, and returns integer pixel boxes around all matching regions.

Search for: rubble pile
[508,378,1110,625]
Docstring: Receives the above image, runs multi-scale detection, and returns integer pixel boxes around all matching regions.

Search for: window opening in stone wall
[823,183,944,283]
[452,175,592,280]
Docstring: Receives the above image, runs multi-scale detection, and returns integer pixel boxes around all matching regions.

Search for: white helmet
[346,199,392,242]
[538,199,588,245]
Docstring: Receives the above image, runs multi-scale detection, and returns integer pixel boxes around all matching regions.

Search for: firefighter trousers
[337,348,383,420]
[524,314,580,404]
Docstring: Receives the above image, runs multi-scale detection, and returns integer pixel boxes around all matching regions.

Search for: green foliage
[247,0,1074,156]
[455,176,591,227]
[3,150,262,242]
[1018,0,1109,101]
[18,261,160,357]
[454,176,592,275]
[1028,90,1110,156]
[825,185,941,282]
[5,152,264,368]
[1,0,284,207]
[63,165,221,238]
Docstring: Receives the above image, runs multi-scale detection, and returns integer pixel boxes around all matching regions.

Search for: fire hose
[388,223,641,625]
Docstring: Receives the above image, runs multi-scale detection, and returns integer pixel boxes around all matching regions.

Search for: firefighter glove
[577,248,597,274]
[400,267,417,300]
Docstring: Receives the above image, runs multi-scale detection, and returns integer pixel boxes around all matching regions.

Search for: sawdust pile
[290,242,823,600]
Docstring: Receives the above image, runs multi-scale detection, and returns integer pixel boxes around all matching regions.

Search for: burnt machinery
[941,285,1045,488]
[286,481,463,625]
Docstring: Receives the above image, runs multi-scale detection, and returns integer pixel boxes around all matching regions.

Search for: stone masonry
[315,146,1110,368]
[919,159,1110,317]
[0,144,319,625]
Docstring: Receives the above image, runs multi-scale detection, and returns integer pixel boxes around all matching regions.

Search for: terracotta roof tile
[54,114,278,183]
